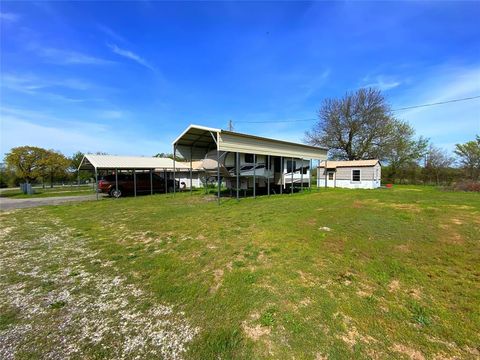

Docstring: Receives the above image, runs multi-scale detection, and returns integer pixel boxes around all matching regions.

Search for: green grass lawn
[0,185,95,198]
[0,186,479,359]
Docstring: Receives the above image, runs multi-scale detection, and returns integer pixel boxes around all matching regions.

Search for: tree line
[306,88,479,187]
[0,147,91,188]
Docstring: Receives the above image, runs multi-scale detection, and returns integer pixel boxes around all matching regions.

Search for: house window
[244,153,254,163]
[328,172,334,180]
[352,169,361,182]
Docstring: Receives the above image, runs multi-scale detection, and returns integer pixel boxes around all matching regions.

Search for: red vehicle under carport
[77,154,197,200]
[98,173,178,198]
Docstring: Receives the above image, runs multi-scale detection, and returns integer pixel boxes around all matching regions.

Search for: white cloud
[393,64,480,151]
[0,108,169,158]
[362,75,401,91]
[2,73,92,91]
[1,74,103,103]
[98,24,127,44]
[99,110,124,119]
[107,43,157,72]
[37,47,113,65]
[0,12,20,22]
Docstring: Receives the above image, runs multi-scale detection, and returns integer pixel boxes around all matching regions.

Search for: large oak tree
[4,146,48,183]
[305,88,428,179]
[5,146,70,186]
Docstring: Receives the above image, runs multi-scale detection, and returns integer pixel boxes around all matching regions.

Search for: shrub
[453,181,480,192]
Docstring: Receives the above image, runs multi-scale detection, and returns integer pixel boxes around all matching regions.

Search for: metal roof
[173,124,328,160]
[318,160,380,168]
[172,124,221,148]
[78,154,201,171]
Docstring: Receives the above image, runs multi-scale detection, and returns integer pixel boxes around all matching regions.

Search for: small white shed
[317,160,381,189]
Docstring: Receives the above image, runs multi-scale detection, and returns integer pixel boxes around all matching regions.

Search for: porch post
[217,147,220,204]
[164,169,167,193]
[150,169,153,195]
[115,168,118,193]
[173,145,176,195]
[280,157,283,195]
[190,147,193,195]
[95,167,98,200]
[253,153,256,198]
[309,159,312,190]
[301,158,303,192]
[291,157,294,194]
[133,169,137,197]
[267,155,270,196]
[236,152,240,200]
[325,160,327,188]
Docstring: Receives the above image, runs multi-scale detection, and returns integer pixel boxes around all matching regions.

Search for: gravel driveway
[0,195,101,211]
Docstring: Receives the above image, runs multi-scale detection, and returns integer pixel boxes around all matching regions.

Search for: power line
[392,95,480,111]
[234,95,480,124]
[236,118,316,124]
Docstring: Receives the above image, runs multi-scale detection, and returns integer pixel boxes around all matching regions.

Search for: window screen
[352,169,361,182]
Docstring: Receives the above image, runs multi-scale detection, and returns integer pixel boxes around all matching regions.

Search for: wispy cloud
[2,73,92,91]
[394,64,480,150]
[1,73,104,103]
[0,12,20,22]
[0,107,167,157]
[98,24,127,44]
[36,47,113,65]
[99,110,125,119]
[107,43,157,72]
[362,75,401,91]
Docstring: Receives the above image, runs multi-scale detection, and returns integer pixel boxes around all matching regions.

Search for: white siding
[317,165,381,189]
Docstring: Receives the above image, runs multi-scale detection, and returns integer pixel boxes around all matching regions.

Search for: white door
[326,171,335,187]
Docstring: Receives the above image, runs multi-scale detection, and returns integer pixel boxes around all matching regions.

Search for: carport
[78,154,198,199]
[172,124,328,203]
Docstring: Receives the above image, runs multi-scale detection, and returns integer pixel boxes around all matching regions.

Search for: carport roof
[172,124,221,148]
[78,154,200,171]
[173,124,328,160]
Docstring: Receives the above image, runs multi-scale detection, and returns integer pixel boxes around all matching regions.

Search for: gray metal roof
[78,154,197,171]
[173,124,328,160]
[318,160,381,168]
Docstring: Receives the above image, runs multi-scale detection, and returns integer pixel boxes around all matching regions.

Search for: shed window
[328,172,334,180]
[352,169,361,182]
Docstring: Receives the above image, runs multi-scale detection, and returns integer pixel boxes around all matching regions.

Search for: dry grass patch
[0,215,198,359]
[408,288,423,300]
[210,269,224,293]
[395,244,412,253]
[392,343,425,360]
[388,279,401,292]
[450,218,463,225]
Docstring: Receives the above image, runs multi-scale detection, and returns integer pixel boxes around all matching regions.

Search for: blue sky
[1,1,479,158]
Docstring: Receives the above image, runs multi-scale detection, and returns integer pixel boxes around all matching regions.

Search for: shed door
[327,171,335,187]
